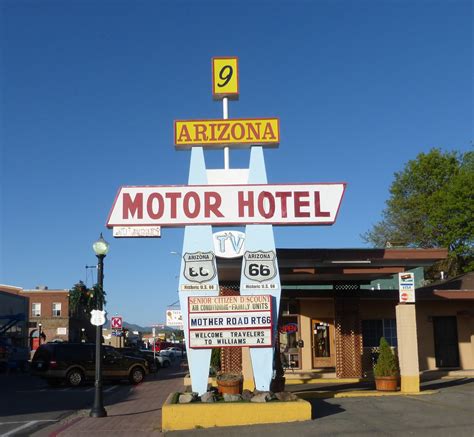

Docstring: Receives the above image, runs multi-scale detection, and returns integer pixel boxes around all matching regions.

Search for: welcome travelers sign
[107,57,346,395]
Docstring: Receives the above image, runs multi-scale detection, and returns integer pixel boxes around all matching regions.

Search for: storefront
[217,247,474,379]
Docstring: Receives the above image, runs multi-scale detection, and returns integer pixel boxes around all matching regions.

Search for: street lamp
[81,328,85,343]
[90,233,109,418]
[38,323,42,346]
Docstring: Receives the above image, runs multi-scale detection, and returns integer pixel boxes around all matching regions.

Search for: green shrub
[210,348,221,374]
[373,337,399,377]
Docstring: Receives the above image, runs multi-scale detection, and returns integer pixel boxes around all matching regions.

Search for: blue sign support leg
[240,146,282,391]
[178,147,220,395]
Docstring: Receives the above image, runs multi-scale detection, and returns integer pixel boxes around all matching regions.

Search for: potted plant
[216,371,243,395]
[373,337,399,391]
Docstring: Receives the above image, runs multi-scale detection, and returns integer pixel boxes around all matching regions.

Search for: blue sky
[1,0,472,326]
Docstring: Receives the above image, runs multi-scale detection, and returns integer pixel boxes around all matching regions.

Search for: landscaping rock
[242,389,253,401]
[223,393,242,402]
[250,391,272,403]
[274,391,298,401]
[200,392,216,403]
[179,392,198,403]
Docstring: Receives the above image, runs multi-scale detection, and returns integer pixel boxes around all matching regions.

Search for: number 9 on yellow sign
[212,57,239,100]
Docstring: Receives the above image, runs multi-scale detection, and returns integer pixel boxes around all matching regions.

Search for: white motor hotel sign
[106,183,346,228]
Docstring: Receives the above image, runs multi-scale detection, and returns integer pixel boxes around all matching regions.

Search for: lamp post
[38,323,42,346]
[90,233,109,418]
[81,328,85,343]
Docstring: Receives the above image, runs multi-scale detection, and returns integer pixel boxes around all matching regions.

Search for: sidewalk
[34,364,186,437]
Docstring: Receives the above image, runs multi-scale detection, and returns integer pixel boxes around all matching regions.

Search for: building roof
[217,247,448,285]
[416,272,474,300]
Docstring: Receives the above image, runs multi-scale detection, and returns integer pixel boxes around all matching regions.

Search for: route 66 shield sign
[183,251,217,283]
[90,309,107,326]
[243,250,277,282]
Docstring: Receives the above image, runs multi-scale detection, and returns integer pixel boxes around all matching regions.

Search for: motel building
[215,247,474,390]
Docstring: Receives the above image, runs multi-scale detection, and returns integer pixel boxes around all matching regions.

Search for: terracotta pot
[217,377,242,395]
[375,375,399,391]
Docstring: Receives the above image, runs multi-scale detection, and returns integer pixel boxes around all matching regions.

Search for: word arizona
[107,183,346,227]
[174,118,279,148]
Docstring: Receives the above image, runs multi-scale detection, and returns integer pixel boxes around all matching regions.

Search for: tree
[362,148,474,277]
[69,281,107,316]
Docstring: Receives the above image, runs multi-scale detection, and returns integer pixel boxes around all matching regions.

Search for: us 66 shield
[242,250,277,286]
[180,251,218,292]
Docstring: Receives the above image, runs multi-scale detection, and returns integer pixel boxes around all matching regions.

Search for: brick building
[19,286,92,351]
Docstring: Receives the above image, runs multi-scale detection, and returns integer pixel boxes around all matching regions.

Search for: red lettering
[258,191,275,219]
[165,192,182,219]
[177,125,191,143]
[147,193,164,219]
[314,191,330,217]
[262,122,276,140]
[194,124,208,142]
[123,193,143,219]
[246,122,260,140]
[204,192,223,218]
[209,123,218,141]
[218,123,230,141]
[238,191,254,217]
[183,192,200,218]
[294,191,310,217]
[231,123,245,140]
[275,192,292,218]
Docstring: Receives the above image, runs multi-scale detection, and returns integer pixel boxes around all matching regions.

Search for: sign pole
[223,97,229,169]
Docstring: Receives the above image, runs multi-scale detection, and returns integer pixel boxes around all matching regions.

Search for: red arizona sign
[107,183,346,228]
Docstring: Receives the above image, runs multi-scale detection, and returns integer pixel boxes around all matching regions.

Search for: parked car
[139,349,171,368]
[117,347,158,373]
[160,346,185,360]
[31,343,149,387]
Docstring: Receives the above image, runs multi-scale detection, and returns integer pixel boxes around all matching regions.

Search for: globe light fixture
[93,233,109,256]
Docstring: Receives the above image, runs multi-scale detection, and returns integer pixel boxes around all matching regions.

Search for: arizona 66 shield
[183,251,217,283]
[243,250,277,282]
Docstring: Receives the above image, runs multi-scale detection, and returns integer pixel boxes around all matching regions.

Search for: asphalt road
[0,367,159,436]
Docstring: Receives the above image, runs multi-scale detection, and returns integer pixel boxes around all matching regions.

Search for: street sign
[111,316,123,329]
[90,310,107,327]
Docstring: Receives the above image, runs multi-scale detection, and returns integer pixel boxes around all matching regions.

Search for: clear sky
[1,0,472,326]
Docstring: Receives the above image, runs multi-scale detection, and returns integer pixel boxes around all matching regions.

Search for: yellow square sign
[212,57,239,100]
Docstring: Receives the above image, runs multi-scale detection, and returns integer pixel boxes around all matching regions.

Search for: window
[362,319,397,347]
[52,303,62,317]
[32,303,41,317]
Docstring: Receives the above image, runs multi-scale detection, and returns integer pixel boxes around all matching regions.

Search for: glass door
[311,319,335,368]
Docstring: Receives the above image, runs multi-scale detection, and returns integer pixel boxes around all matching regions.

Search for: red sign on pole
[111,316,123,329]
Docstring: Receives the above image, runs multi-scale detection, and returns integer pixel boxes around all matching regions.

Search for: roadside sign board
[212,57,239,100]
[113,226,161,238]
[188,295,272,348]
[166,309,184,329]
[111,316,123,329]
[399,272,415,303]
[106,183,346,228]
[174,118,279,149]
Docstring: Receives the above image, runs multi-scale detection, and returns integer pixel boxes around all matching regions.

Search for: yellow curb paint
[401,375,420,393]
[285,378,362,385]
[295,389,438,399]
[161,393,312,431]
